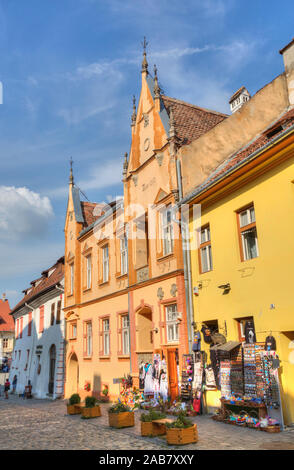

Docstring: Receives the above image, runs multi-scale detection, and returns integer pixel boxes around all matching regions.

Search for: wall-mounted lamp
[152,328,159,334]
[218,283,231,294]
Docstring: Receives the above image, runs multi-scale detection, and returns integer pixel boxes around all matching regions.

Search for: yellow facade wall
[189,148,294,425]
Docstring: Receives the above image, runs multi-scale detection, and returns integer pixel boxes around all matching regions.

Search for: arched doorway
[48,344,56,395]
[67,353,79,396]
[136,306,153,353]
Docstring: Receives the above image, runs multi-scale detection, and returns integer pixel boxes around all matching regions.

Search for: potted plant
[67,393,82,415]
[140,409,166,436]
[81,396,101,419]
[100,386,110,403]
[108,402,135,428]
[166,412,198,445]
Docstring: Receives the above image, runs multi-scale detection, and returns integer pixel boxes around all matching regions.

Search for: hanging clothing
[144,364,154,395]
[245,321,256,344]
[139,363,145,390]
[265,335,276,351]
[159,370,168,401]
[201,326,212,344]
[192,331,201,351]
[205,365,217,390]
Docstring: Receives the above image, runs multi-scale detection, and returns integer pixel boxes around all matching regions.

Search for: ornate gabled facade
[64,44,228,400]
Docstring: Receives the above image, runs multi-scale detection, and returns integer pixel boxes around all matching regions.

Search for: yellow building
[63,44,227,401]
[182,39,294,426]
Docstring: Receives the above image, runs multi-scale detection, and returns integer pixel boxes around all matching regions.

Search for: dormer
[229,86,251,113]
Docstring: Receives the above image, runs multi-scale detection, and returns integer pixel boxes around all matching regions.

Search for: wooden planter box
[166,424,198,445]
[108,412,135,428]
[67,404,82,415]
[81,405,101,418]
[141,421,153,436]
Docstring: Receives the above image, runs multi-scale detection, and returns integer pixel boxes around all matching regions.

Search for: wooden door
[167,349,178,402]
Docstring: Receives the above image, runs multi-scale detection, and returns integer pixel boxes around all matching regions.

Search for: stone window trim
[98,315,111,357]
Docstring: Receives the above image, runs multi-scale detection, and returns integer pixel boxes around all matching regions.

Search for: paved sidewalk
[0,395,294,450]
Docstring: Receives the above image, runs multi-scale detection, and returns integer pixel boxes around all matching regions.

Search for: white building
[9,257,65,399]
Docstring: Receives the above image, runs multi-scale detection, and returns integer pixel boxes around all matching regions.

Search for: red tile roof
[10,257,64,316]
[162,95,228,145]
[0,297,14,332]
[81,202,105,227]
[202,108,294,188]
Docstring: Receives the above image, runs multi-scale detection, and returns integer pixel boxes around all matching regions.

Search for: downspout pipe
[176,158,194,354]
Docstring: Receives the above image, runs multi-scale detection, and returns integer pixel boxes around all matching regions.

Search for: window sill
[157,253,174,263]
[117,354,130,359]
[99,355,111,359]
[83,356,92,360]
[98,280,110,287]
[69,337,77,341]
[116,273,128,280]
[83,287,92,293]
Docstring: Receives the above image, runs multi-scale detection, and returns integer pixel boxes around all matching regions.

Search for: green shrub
[108,402,132,414]
[140,409,166,422]
[85,396,97,408]
[166,411,193,429]
[68,393,81,406]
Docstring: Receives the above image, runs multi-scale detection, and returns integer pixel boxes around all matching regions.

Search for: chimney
[229,86,251,113]
[2,293,6,301]
[280,38,294,106]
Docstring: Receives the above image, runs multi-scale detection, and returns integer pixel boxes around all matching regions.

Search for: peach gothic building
[64,44,227,400]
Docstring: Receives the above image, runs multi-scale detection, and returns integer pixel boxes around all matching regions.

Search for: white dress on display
[144,364,154,396]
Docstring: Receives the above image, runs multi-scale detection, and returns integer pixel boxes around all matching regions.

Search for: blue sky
[0,0,293,307]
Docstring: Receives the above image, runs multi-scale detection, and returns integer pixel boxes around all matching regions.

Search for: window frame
[237,204,259,262]
[121,314,130,355]
[102,318,110,356]
[102,245,109,283]
[120,236,128,276]
[161,205,174,256]
[86,254,92,289]
[165,304,179,343]
[198,224,213,273]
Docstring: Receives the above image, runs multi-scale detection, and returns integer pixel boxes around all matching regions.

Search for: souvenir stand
[214,341,283,431]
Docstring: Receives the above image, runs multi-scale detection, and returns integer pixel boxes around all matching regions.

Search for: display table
[220,398,267,421]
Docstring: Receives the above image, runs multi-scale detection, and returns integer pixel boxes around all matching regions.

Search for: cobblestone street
[0,395,294,450]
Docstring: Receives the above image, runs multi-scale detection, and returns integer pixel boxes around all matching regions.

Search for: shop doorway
[48,344,56,396]
[67,352,79,396]
[167,348,179,402]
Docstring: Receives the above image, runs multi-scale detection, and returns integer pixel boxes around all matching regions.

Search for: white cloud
[0,186,54,240]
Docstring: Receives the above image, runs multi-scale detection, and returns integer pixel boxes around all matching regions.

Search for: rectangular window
[236,316,255,342]
[71,323,77,339]
[161,206,174,256]
[86,255,92,289]
[70,263,74,294]
[237,205,259,261]
[102,245,109,283]
[18,350,21,360]
[165,304,179,343]
[20,317,23,338]
[50,303,55,326]
[24,349,30,370]
[39,306,44,333]
[103,318,110,355]
[28,311,32,336]
[120,236,128,275]
[86,322,92,356]
[3,338,8,348]
[199,225,213,273]
[56,300,61,324]
[122,315,130,355]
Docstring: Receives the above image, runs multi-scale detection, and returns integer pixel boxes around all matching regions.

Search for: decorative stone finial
[69,157,74,184]
[141,36,148,74]
[123,152,128,178]
[131,95,136,127]
[154,64,160,99]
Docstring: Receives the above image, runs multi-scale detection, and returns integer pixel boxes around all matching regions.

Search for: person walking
[4,378,10,399]
[12,376,17,394]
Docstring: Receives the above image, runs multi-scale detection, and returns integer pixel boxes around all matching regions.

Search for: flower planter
[81,405,101,419]
[108,411,135,428]
[141,421,153,436]
[166,424,198,445]
[67,404,82,415]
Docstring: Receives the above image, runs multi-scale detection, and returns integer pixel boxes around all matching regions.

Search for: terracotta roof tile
[10,257,64,315]
[0,297,14,332]
[162,95,228,145]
